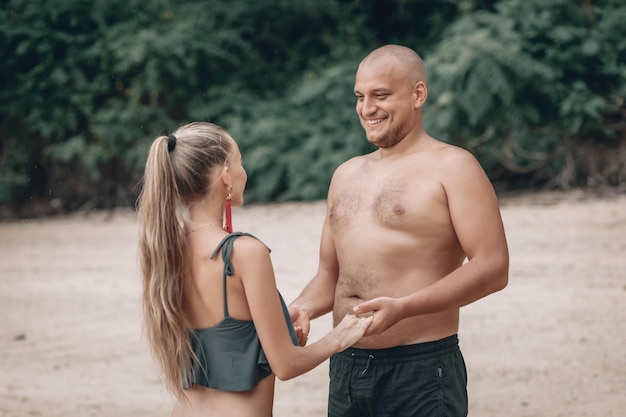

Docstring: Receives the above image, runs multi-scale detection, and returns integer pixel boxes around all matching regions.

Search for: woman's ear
[220,164,232,191]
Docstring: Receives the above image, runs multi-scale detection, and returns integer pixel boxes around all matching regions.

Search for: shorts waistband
[338,334,459,361]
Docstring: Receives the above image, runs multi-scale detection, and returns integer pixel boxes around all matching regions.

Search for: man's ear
[413,81,428,108]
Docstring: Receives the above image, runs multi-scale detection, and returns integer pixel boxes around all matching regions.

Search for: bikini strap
[209,232,269,317]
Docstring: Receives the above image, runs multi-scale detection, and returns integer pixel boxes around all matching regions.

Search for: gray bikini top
[186,232,298,392]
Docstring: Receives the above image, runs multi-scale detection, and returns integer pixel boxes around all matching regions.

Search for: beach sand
[1,190,625,417]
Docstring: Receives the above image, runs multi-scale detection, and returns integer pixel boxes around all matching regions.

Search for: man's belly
[331,226,465,348]
[334,293,459,349]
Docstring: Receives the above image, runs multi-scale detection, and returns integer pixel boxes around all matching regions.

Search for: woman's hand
[353,296,404,337]
[330,314,373,351]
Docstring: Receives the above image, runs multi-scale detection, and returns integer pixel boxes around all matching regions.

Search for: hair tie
[167,134,177,152]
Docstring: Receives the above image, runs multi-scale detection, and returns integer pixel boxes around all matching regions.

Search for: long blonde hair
[137,122,232,399]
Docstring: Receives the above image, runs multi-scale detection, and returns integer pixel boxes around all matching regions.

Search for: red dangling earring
[224,193,233,233]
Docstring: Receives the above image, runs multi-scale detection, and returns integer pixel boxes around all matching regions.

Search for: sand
[0,190,625,417]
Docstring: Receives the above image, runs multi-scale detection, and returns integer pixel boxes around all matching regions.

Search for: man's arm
[289,215,339,345]
[354,148,509,335]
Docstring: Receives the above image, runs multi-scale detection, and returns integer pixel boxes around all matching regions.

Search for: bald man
[289,44,509,417]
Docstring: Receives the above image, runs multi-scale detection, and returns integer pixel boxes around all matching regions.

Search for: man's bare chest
[329,172,446,230]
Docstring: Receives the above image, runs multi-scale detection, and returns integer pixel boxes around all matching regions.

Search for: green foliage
[424,10,558,177]
[225,58,373,202]
[0,0,367,211]
[425,0,626,187]
[495,0,625,139]
[0,0,624,216]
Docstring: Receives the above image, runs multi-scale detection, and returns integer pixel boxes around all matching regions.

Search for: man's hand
[289,306,311,346]
[353,296,403,337]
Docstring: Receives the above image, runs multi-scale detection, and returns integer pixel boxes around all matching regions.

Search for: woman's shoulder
[229,233,275,283]
[229,233,271,257]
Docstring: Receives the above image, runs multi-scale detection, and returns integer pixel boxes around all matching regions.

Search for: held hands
[353,296,402,337]
[290,296,402,348]
[332,314,373,351]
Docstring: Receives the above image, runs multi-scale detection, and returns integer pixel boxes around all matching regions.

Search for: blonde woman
[137,122,372,417]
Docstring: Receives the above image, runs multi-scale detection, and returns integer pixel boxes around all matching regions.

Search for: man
[289,44,509,417]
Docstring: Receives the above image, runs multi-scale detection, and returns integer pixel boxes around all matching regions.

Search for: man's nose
[361,97,377,115]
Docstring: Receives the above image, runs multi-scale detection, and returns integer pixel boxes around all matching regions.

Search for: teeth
[367,119,384,125]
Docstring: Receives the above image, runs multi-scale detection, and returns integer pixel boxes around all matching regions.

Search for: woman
[137,122,371,417]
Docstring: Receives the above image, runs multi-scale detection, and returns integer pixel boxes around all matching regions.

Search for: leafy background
[1,0,624,217]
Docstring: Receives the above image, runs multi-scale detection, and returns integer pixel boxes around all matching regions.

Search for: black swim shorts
[328,334,467,417]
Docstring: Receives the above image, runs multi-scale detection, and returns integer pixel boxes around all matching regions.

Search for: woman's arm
[233,236,370,381]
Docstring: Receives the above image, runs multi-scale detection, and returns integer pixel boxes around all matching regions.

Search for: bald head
[353,44,429,149]
[358,44,427,86]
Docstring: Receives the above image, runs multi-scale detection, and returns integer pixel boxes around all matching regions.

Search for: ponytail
[137,122,232,400]
[138,136,192,400]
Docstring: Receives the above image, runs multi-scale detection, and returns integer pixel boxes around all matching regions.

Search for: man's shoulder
[427,141,494,191]
[334,151,374,173]
[426,139,479,166]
